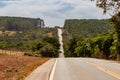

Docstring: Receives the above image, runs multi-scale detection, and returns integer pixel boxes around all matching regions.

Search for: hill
[63,19,119,59]
[0,16,45,31]
[63,19,112,38]
[0,16,59,57]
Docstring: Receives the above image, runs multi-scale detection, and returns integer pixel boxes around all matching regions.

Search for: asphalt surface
[25,28,120,80]
[53,58,120,80]
[25,59,56,80]
[25,58,120,80]
[58,28,64,58]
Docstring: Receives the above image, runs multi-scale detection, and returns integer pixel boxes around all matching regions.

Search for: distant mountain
[63,19,113,37]
[0,16,45,31]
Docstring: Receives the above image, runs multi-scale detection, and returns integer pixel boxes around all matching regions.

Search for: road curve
[52,58,120,80]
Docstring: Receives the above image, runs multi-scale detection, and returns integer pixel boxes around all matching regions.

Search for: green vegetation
[91,0,120,60]
[63,19,120,60]
[0,16,42,31]
[64,19,112,37]
[64,31,118,60]
[0,16,59,57]
[31,36,60,57]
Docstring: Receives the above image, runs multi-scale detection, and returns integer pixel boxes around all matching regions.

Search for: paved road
[25,29,120,80]
[25,59,56,80]
[58,28,64,58]
[52,58,120,80]
[25,58,120,80]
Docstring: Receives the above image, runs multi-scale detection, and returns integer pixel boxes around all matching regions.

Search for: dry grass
[0,49,25,56]
[0,31,2,35]
[47,32,53,37]
[17,58,50,79]
[0,31,16,36]
[0,55,50,80]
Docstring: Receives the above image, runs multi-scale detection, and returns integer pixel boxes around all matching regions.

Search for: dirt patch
[0,31,16,36]
[0,55,50,80]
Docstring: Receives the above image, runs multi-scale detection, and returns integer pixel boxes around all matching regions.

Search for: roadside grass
[17,58,50,79]
[0,55,50,80]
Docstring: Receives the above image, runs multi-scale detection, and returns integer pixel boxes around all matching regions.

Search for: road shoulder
[25,59,56,80]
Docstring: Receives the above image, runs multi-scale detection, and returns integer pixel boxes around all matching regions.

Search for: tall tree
[92,0,120,60]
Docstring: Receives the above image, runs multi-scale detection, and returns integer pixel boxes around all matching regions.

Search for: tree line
[0,28,60,57]
[0,16,44,31]
[0,16,60,57]
[64,31,118,60]
[63,0,120,60]
[63,19,120,60]
[64,19,112,38]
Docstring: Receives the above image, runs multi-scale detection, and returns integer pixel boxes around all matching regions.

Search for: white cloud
[0,0,111,27]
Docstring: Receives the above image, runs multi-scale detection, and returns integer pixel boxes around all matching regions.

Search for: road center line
[49,59,57,80]
[80,60,120,80]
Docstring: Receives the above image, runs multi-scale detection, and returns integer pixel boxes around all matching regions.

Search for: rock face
[58,28,64,58]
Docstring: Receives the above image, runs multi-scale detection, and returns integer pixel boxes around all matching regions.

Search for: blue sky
[0,0,111,27]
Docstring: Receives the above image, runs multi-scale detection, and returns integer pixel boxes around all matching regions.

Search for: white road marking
[49,59,58,80]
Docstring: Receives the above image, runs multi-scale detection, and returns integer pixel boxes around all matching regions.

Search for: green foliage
[64,36,84,57]
[40,44,58,57]
[64,31,118,60]
[92,0,120,60]
[64,19,112,37]
[92,0,120,14]
[63,19,119,60]
[0,17,59,57]
[31,40,45,51]
[31,36,60,57]
[43,36,60,50]
[0,41,8,49]
[111,12,120,60]
[0,16,40,31]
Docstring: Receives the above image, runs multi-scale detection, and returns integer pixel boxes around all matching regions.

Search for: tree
[32,40,45,51]
[102,36,114,59]
[92,0,120,13]
[40,44,58,57]
[64,36,83,57]
[43,36,60,50]
[92,0,120,60]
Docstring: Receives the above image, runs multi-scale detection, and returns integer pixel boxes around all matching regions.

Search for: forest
[0,16,43,31]
[63,0,120,61]
[63,19,120,60]
[0,16,60,57]
[64,19,112,37]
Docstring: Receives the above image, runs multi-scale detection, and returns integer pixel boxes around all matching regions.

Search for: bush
[40,44,58,57]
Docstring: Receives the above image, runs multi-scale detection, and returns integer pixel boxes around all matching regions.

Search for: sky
[0,0,111,27]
